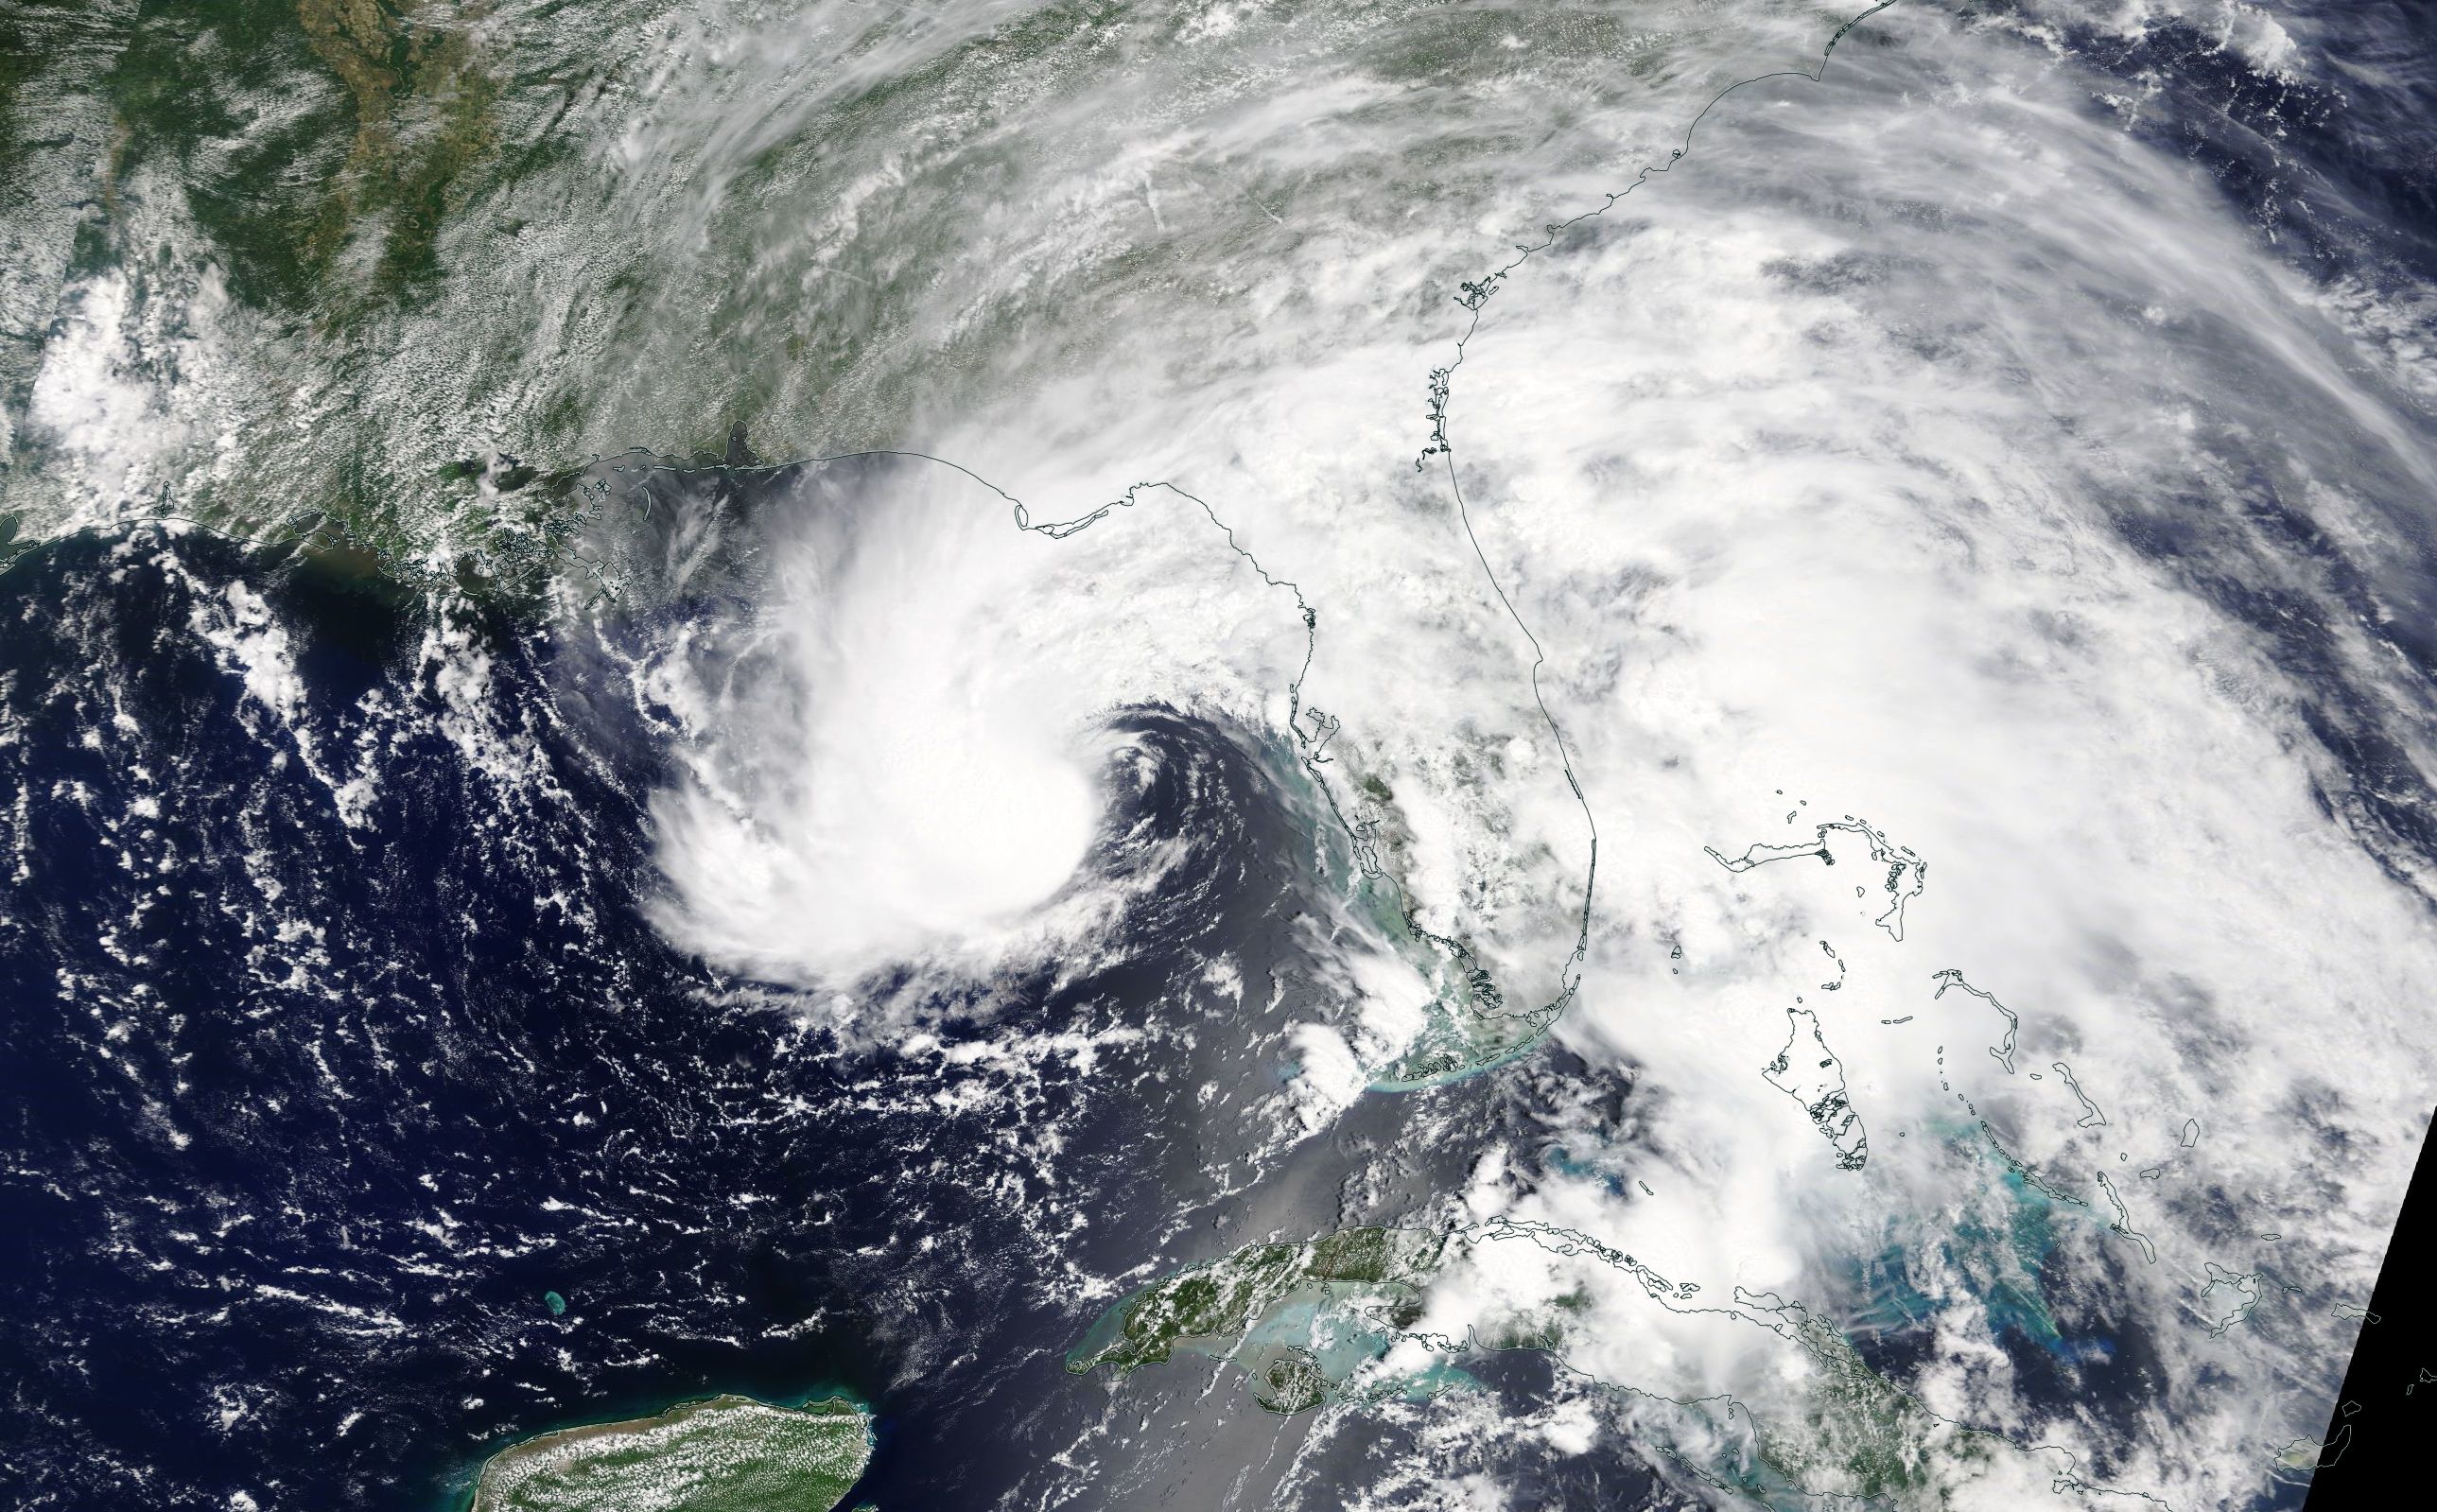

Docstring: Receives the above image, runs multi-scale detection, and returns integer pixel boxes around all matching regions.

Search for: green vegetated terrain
[1072,1216,2041,1505]
[1069,1226,1451,1413]
[465,1394,871,1512]
[2,0,1847,600]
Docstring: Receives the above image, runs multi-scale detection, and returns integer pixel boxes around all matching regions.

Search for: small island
[467,1394,871,1512]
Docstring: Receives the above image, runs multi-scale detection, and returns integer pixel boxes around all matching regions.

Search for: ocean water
[9,3,2437,1508]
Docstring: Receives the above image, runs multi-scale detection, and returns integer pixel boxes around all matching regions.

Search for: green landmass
[1071,1227,1443,1376]
[1,0,1849,600]
[464,1394,870,1512]
[1077,1216,2099,1505]
[1069,1226,1458,1414]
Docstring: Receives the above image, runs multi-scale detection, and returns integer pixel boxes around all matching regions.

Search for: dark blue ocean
[8,4,2437,1508]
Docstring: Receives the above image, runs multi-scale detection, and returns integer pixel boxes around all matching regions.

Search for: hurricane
[6,1,2436,1508]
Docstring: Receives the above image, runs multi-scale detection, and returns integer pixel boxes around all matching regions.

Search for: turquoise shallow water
[12,4,2437,1509]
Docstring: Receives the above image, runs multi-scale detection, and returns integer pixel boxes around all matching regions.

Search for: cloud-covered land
[9,1,2436,1507]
